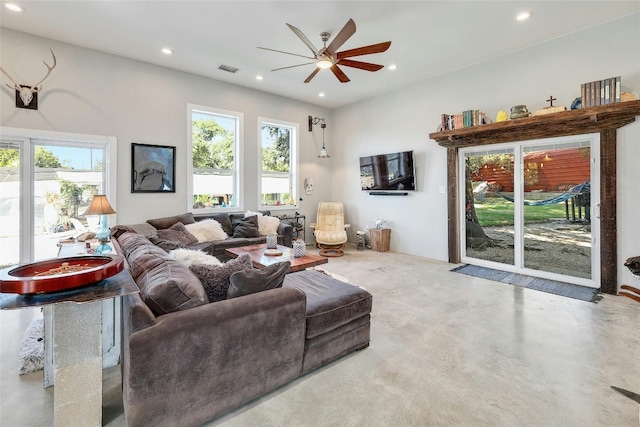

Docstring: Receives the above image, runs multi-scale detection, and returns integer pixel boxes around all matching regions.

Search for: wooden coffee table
[225,244,327,273]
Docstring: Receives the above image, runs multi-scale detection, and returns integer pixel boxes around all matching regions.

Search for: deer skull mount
[0,49,57,110]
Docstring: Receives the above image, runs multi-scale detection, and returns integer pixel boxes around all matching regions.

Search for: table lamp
[82,195,116,254]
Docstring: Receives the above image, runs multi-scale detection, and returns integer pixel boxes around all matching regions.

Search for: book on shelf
[439,110,486,131]
[581,76,621,108]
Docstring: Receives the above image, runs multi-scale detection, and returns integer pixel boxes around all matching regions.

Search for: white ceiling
[1,1,639,109]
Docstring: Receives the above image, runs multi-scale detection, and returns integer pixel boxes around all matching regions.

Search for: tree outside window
[259,118,297,208]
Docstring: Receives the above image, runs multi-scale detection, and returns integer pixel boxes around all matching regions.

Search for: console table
[1,251,138,426]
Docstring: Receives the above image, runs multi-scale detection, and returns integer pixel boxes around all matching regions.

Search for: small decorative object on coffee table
[293,239,306,258]
[266,233,278,249]
[264,248,283,256]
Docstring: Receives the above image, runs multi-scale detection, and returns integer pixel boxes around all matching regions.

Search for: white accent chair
[310,202,350,257]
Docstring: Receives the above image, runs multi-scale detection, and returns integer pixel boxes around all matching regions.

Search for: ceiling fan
[258,18,391,83]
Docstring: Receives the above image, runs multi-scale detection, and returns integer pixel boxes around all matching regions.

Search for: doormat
[451,264,601,302]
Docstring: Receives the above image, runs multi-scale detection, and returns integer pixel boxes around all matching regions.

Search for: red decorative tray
[0,255,124,295]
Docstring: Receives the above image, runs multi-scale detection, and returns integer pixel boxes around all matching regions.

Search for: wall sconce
[308,116,330,158]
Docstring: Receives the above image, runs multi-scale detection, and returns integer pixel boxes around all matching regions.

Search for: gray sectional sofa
[113,227,372,427]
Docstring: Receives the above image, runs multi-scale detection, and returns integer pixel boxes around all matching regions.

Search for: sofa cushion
[185,219,228,242]
[206,213,234,236]
[227,261,290,299]
[118,232,156,257]
[283,270,373,339]
[111,223,158,239]
[149,236,186,252]
[232,215,260,238]
[189,253,253,303]
[156,222,198,246]
[127,243,208,315]
[245,210,281,236]
[147,212,196,229]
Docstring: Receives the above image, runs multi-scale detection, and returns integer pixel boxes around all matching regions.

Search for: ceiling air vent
[218,64,239,74]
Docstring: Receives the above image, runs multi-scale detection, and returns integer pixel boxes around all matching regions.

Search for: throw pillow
[185,219,228,242]
[245,210,280,236]
[128,245,207,315]
[149,236,186,252]
[231,215,260,238]
[170,248,222,267]
[227,261,290,299]
[147,212,196,229]
[189,253,253,303]
[156,222,198,246]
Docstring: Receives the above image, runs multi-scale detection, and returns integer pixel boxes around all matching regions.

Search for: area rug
[18,317,45,375]
[451,264,601,302]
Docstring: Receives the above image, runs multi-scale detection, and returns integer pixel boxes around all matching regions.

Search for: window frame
[187,103,244,214]
[257,116,298,211]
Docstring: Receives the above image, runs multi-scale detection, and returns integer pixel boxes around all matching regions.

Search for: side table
[369,228,391,252]
[1,252,138,426]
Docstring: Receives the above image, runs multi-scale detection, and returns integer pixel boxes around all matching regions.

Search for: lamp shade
[82,195,116,216]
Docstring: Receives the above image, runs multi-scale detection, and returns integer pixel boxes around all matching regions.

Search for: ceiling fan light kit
[258,18,391,83]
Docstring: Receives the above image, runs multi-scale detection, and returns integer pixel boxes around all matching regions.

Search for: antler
[31,49,57,92]
[0,64,22,90]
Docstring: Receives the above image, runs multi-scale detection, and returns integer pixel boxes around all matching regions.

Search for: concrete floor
[1,247,639,426]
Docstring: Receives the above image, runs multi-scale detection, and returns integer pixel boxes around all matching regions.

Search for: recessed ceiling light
[318,92,325,97]
[5,3,24,12]
[388,64,397,70]
[161,47,174,55]
[516,11,532,21]
[256,75,263,80]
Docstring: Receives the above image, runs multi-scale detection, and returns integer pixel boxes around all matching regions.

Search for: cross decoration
[546,95,557,107]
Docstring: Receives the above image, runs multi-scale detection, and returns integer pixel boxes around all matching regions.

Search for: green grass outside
[474,197,567,227]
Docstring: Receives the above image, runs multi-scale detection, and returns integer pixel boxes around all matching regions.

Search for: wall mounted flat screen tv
[360,150,416,191]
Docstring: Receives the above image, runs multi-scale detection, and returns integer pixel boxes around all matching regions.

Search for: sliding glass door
[460,134,600,288]
[0,129,116,267]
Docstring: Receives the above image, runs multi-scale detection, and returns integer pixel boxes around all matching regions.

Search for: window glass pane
[260,121,295,207]
[0,142,20,268]
[191,110,238,209]
[33,143,104,261]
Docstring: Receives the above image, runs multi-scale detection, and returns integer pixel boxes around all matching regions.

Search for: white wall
[331,14,640,286]
[0,28,333,231]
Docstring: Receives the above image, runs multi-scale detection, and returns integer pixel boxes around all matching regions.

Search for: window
[258,117,298,209]
[188,104,243,212]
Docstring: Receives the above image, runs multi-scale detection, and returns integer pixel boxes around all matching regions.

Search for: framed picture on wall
[131,143,176,193]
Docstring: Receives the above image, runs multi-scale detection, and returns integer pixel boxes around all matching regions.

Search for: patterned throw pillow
[156,222,198,246]
[189,253,253,303]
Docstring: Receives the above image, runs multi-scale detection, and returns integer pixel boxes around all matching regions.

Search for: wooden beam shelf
[429,99,640,295]
[429,100,640,148]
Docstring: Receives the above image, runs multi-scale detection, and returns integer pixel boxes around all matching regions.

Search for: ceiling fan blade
[330,65,350,83]
[337,41,391,59]
[337,59,384,72]
[272,62,315,72]
[257,47,315,60]
[286,23,320,56]
[325,18,356,54]
[304,67,321,83]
